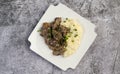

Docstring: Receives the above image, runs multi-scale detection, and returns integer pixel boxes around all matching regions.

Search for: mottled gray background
[0,0,120,74]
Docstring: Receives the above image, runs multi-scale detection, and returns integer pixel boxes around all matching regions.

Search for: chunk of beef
[40,17,70,56]
[52,30,62,41]
[52,17,61,29]
[40,22,50,37]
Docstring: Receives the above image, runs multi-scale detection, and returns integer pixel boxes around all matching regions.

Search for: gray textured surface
[0,0,120,74]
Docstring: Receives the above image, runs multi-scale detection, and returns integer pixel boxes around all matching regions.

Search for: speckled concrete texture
[0,0,120,74]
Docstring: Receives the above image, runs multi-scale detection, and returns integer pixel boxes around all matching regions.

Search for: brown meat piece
[40,22,50,37]
[52,30,62,41]
[40,17,70,56]
[52,17,61,29]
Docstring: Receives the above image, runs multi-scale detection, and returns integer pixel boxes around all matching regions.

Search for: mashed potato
[61,18,83,57]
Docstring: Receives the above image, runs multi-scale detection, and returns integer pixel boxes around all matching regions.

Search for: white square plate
[28,3,97,71]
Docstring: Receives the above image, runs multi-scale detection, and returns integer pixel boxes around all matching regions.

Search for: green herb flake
[68,35,71,37]
[66,18,68,20]
[37,30,41,32]
[74,29,77,31]
[64,35,69,41]
[71,40,74,42]
[65,36,68,40]
[74,34,78,37]
[63,21,66,23]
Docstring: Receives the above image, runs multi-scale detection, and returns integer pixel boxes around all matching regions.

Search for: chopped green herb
[66,18,68,20]
[65,36,68,40]
[74,34,78,37]
[37,30,41,32]
[73,25,75,26]
[64,35,69,41]
[74,29,77,31]
[63,21,66,23]
[71,40,74,42]
[68,35,71,37]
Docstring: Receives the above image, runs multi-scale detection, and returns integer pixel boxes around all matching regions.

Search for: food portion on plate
[39,17,83,57]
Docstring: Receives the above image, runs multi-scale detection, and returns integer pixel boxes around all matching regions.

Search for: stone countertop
[0,0,120,74]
